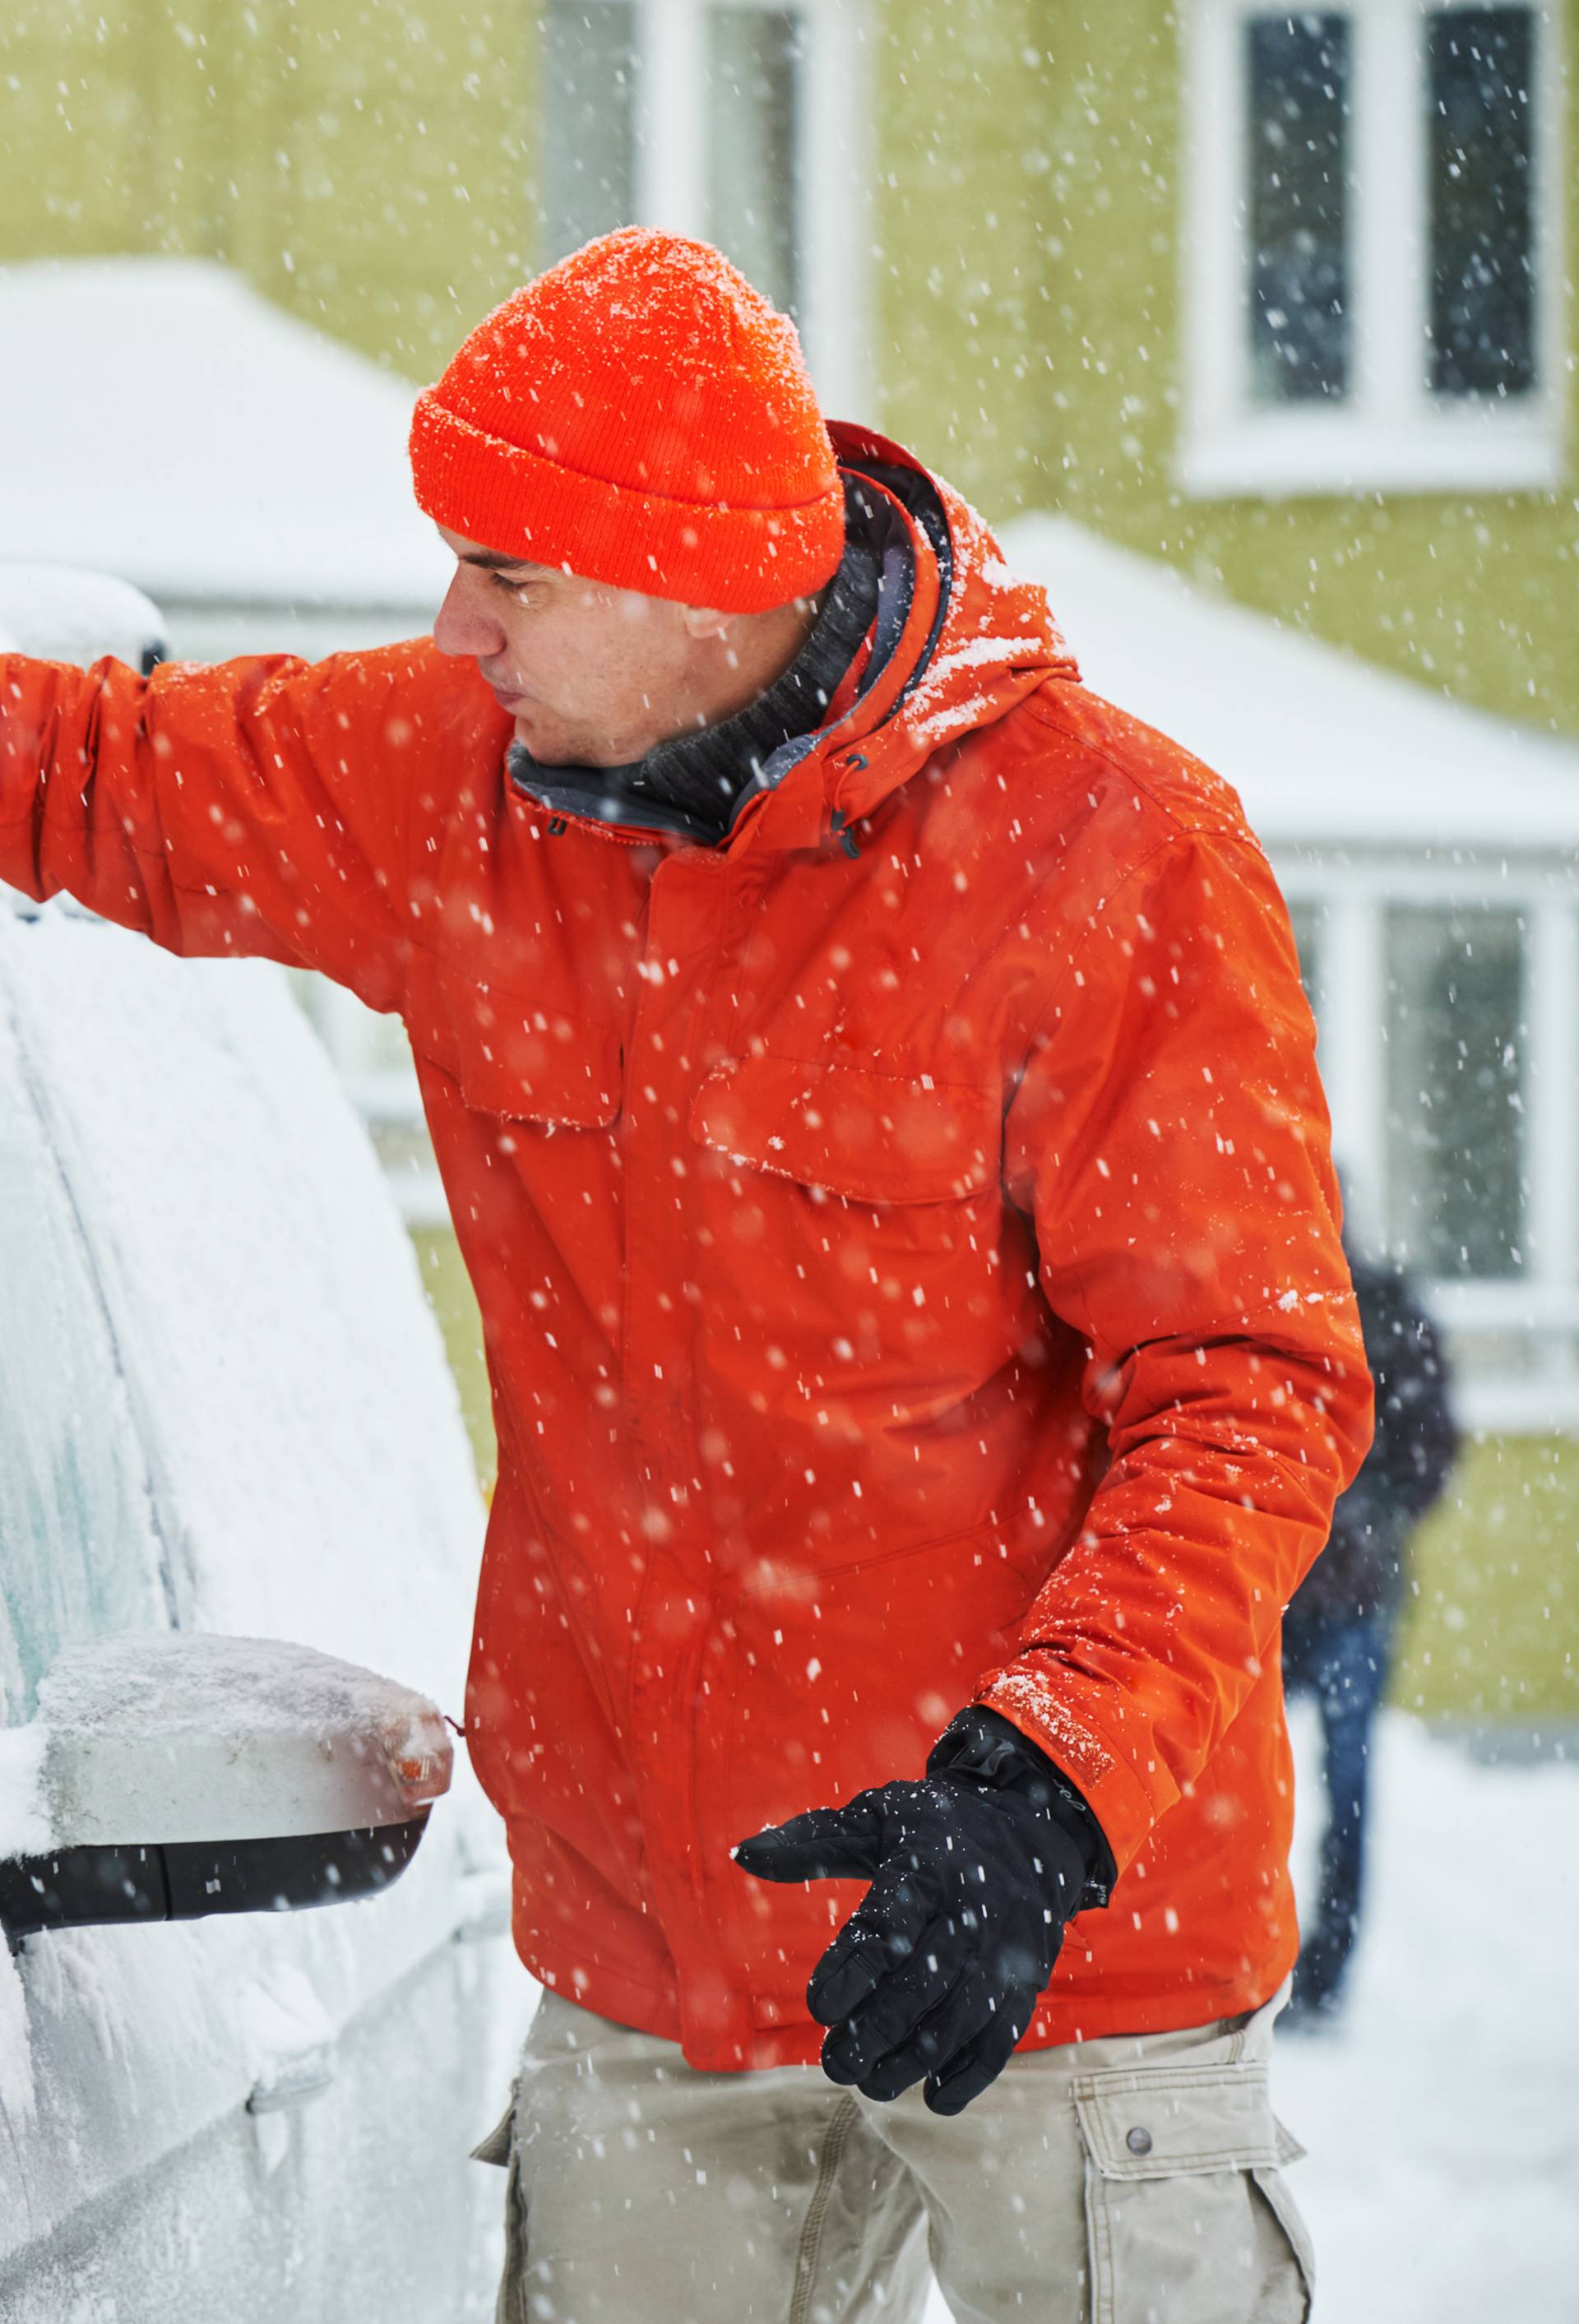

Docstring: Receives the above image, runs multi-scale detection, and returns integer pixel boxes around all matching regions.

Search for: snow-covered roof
[0,257,450,612]
[1005,515,1579,857]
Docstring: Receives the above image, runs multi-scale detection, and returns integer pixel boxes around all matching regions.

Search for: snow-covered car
[0,572,524,2319]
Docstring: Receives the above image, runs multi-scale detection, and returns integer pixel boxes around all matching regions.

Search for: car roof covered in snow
[0,564,165,668]
[0,256,450,613]
[1005,515,1579,860]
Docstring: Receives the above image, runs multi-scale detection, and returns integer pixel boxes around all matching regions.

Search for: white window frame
[1181,0,1566,498]
[544,0,874,422]
[1280,853,1579,1433]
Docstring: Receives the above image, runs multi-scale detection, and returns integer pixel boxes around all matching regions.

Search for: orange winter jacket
[1,425,1370,2067]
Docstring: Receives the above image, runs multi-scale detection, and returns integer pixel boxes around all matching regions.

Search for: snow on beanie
[409,228,845,613]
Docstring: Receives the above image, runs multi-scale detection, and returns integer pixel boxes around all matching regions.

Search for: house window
[542,2,639,262]
[704,6,804,320]
[1427,7,1536,396]
[1183,0,1562,494]
[1383,905,1526,1278]
[1246,13,1352,404]
[538,0,869,414]
[1285,896,1325,1010]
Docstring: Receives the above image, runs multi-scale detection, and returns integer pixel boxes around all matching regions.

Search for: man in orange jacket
[2,229,1368,2320]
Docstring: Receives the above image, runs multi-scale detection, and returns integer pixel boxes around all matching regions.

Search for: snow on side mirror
[0,1636,453,1948]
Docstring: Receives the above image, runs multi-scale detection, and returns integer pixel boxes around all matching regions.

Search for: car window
[1,901,482,1713]
[0,933,169,1724]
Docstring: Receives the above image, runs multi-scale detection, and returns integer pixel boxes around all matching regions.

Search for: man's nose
[433,570,505,660]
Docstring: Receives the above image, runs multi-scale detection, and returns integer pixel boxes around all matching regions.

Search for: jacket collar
[726,423,1078,861]
[506,478,884,845]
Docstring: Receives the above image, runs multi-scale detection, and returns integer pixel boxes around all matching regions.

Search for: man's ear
[679,604,734,643]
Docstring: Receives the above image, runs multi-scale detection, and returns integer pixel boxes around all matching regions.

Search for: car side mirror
[0,1635,453,1948]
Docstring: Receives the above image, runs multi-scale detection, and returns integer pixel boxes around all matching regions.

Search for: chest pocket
[405,951,622,1129]
[684,1052,1021,1483]
[689,1053,1000,1204]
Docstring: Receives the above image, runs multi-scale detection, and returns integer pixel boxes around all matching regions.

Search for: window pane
[1285,898,1323,1012]
[0,998,168,1722]
[705,7,803,319]
[542,1,638,266]
[1428,6,1536,396]
[1245,12,1351,403]
[1384,907,1525,1278]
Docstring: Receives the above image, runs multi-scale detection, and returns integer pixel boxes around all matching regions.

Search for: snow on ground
[917,1710,1579,2323]
[1271,1711,1579,2323]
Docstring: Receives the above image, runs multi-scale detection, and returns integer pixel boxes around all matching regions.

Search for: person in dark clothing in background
[1283,1238,1460,2026]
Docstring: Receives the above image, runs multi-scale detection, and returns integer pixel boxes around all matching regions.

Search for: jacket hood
[729,423,1080,854]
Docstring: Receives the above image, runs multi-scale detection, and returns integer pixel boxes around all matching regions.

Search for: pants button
[1126,2126,1154,2155]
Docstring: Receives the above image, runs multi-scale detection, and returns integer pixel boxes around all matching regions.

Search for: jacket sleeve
[975,828,1373,1873]
[0,641,447,1009]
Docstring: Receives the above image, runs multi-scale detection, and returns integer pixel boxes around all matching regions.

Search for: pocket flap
[690,1053,999,1206]
[469,2089,516,2168]
[1075,2062,1284,2180]
[407,955,621,1128]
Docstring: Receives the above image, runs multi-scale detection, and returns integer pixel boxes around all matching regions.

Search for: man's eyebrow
[460,549,553,576]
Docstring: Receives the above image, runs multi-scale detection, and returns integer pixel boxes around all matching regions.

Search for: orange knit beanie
[409,229,845,613]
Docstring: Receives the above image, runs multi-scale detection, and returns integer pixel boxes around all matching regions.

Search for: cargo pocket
[470,2090,516,2168]
[470,2083,530,2324]
[1075,2059,1314,2324]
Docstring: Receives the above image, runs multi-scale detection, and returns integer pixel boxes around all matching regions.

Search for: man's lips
[484,676,529,709]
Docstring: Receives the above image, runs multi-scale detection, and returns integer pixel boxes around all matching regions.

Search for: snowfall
[0,925,1572,2320]
[2,271,1577,2321]
[0,752,1574,2324]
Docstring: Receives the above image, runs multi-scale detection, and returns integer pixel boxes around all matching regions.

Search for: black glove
[734,1708,1114,2115]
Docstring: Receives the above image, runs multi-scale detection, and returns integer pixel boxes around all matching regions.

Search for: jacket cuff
[967,1670,1162,1877]
[928,1705,1118,1910]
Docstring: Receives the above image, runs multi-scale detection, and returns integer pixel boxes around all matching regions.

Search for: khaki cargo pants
[475,1983,1313,2324]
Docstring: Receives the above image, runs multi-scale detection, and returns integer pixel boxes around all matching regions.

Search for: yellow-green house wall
[3,0,1573,731]
[0,0,541,381]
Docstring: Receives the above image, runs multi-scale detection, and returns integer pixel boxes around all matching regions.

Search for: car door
[0,896,524,2320]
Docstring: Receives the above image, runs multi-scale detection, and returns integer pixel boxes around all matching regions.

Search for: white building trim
[1270,859,1579,1436]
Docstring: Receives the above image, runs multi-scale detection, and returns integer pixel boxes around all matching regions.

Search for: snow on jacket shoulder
[0,424,1371,2066]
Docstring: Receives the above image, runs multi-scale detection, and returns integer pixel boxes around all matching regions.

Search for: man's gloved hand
[734,1708,1114,2116]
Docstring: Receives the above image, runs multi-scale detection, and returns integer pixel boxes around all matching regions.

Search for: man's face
[432,525,706,767]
